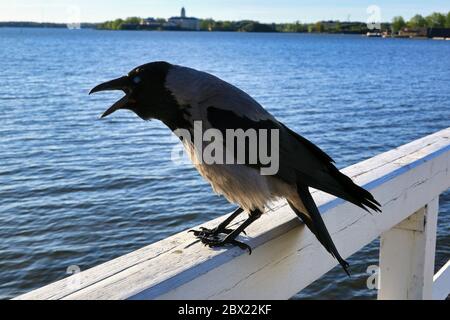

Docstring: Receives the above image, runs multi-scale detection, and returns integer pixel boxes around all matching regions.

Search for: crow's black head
[90,61,174,120]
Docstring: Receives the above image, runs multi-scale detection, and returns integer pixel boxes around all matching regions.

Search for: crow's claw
[198,236,252,255]
[199,226,234,235]
[188,229,204,237]
[188,226,234,238]
[189,226,252,254]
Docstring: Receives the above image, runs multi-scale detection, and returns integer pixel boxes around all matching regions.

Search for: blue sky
[1,0,449,23]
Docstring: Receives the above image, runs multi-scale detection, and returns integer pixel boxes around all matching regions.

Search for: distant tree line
[97,17,142,30]
[0,21,96,28]
[200,20,381,33]
[97,17,385,34]
[391,11,450,33]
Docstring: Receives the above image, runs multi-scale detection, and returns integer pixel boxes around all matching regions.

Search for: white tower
[181,7,186,18]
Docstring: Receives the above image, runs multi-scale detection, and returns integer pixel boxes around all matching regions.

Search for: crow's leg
[189,207,244,238]
[196,209,263,254]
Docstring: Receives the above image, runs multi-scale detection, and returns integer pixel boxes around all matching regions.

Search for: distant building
[140,17,162,28]
[398,27,427,38]
[167,7,200,30]
[427,28,450,38]
[398,27,450,39]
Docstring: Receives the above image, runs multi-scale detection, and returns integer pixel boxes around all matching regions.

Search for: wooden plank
[433,260,450,300]
[378,198,439,300]
[14,128,450,300]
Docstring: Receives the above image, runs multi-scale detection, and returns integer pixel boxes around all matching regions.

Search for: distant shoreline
[0,21,97,29]
[0,21,378,34]
[2,9,450,36]
[2,21,449,41]
[0,25,375,36]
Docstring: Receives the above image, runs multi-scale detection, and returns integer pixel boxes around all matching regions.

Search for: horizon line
[0,18,393,25]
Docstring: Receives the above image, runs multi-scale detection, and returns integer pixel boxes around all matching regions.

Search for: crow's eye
[133,76,141,84]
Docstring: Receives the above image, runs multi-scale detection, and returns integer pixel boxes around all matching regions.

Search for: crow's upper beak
[89,76,132,118]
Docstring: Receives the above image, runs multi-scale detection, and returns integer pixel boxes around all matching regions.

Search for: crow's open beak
[89,76,132,118]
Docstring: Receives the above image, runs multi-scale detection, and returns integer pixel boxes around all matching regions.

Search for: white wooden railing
[15,128,450,300]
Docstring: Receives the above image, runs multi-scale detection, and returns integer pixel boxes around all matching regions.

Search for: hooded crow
[90,61,381,274]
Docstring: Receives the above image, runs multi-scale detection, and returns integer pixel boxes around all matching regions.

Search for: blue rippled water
[0,28,449,299]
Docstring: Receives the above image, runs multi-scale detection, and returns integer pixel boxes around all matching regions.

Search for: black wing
[207,107,381,213]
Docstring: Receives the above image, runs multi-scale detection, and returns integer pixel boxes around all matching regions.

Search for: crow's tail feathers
[330,167,381,213]
[288,184,350,276]
[307,165,382,214]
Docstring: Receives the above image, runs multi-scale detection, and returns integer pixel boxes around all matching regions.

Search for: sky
[1,0,449,24]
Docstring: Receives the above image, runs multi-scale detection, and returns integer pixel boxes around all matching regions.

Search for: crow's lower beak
[99,95,130,118]
[89,76,132,118]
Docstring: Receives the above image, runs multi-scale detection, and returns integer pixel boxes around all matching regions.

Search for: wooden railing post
[378,198,439,300]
